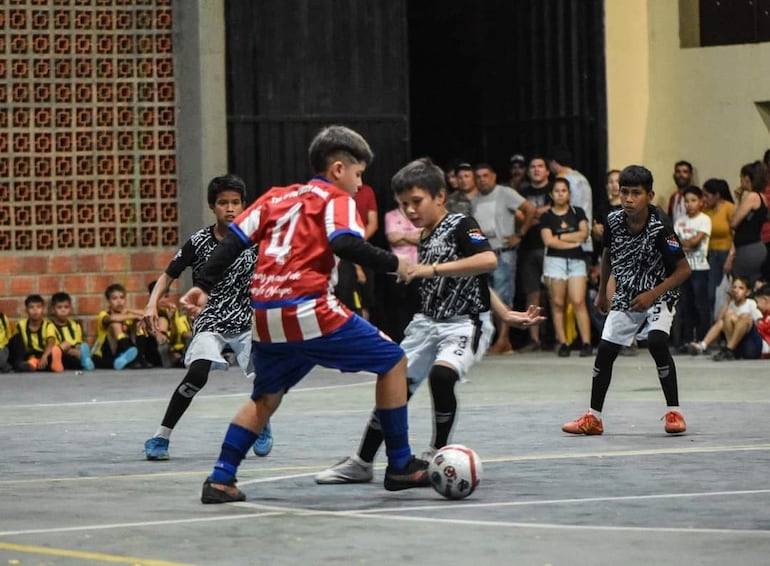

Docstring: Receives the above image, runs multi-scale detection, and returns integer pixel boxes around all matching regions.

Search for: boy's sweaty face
[53,301,72,321]
[108,291,127,313]
[26,302,45,321]
[397,186,444,230]
[619,185,652,218]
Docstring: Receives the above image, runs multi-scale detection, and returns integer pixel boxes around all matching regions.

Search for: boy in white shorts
[315,158,544,484]
[562,165,692,436]
[142,175,272,460]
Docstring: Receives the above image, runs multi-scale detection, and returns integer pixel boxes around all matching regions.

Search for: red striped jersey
[231,178,365,342]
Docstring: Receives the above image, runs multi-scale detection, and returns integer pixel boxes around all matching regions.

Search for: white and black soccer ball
[428,444,482,500]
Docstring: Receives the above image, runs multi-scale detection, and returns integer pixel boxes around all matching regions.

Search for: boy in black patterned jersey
[562,165,692,436]
[316,158,544,484]
[142,175,272,460]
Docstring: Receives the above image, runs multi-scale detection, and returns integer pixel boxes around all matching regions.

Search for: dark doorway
[407,0,607,191]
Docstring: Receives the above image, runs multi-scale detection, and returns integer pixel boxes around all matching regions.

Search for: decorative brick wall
[0,0,180,335]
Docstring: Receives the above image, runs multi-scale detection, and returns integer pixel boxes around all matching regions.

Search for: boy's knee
[646,330,669,352]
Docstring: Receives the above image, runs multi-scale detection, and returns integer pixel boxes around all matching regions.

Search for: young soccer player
[142,175,272,461]
[10,294,64,373]
[315,158,544,484]
[181,125,429,503]
[50,292,94,371]
[562,165,692,435]
[92,284,141,370]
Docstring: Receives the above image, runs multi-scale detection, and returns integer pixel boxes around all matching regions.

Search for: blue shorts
[737,325,763,360]
[250,315,405,398]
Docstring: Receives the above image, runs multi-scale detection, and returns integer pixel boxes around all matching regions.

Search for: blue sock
[376,405,411,471]
[209,423,259,483]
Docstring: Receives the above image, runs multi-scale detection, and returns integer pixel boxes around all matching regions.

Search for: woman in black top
[727,161,767,284]
[540,177,591,357]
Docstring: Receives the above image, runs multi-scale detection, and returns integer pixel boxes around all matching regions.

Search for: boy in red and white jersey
[182,125,429,503]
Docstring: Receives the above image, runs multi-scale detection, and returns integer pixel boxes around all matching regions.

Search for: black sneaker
[558,343,570,357]
[712,348,735,362]
[201,477,246,504]
[580,343,593,357]
[383,456,430,491]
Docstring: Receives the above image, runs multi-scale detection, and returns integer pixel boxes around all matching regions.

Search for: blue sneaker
[114,346,138,370]
[252,421,273,457]
[144,437,170,460]
[79,343,95,371]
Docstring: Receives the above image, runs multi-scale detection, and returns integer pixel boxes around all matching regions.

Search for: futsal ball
[428,444,482,500]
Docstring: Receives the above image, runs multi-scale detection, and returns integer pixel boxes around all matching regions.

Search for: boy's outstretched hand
[502,304,546,329]
[180,287,209,319]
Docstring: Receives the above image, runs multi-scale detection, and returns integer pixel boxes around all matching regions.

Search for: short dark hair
[391,157,446,197]
[105,283,126,299]
[51,292,71,306]
[674,160,693,173]
[207,174,246,206]
[308,125,374,174]
[25,294,44,307]
[752,283,770,299]
[553,177,571,191]
[702,178,733,203]
[619,165,654,192]
[549,145,574,168]
[683,186,703,199]
[473,162,494,173]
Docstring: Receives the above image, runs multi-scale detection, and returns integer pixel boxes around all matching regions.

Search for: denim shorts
[543,255,586,280]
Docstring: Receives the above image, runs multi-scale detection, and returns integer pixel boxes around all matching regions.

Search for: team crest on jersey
[467,228,487,243]
[665,235,680,251]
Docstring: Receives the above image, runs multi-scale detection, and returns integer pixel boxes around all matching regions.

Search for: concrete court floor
[0,350,769,566]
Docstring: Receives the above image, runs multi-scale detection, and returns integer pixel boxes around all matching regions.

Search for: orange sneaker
[562,411,604,435]
[50,346,64,373]
[663,410,686,434]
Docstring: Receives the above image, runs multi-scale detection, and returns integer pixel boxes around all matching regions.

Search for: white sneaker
[420,447,437,462]
[314,456,373,484]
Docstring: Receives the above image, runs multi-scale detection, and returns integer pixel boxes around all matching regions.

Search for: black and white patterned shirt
[604,205,685,311]
[166,226,256,335]
[418,213,492,319]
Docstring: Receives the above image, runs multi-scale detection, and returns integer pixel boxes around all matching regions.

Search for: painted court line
[1,443,768,487]
[1,379,376,409]
[0,541,192,566]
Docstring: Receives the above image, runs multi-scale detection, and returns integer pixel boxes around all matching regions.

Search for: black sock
[429,365,459,449]
[160,360,211,429]
[590,340,621,412]
[647,330,679,406]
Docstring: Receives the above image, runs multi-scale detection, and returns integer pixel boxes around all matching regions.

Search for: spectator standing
[508,153,530,192]
[446,162,476,216]
[516,155,553,351]
[702,178,735,318]
[473,163,536,354]
[674,187,712,349]
[539,178,592,357]
[665,160,696,223]
[383,205,422,342]
[548,145,593,258]
[727,161,767,284]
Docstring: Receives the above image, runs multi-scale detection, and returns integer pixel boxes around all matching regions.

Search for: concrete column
[173,0,227,240]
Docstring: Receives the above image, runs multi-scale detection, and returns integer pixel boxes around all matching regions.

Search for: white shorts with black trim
[183,330,255,380]
[601,302,676,347]
[401,312,494,394]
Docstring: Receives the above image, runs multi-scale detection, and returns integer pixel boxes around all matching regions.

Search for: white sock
[667,406,680,413]
[588,408,602,420]
[154,426,173,440]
